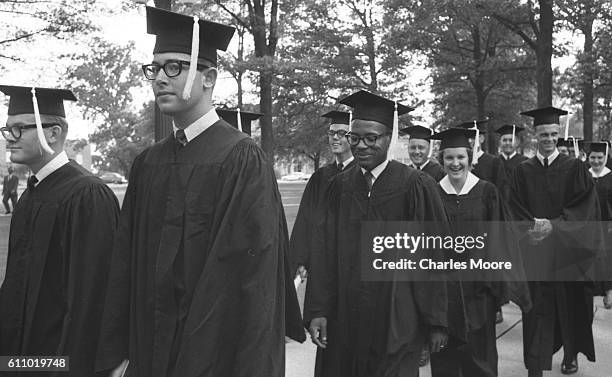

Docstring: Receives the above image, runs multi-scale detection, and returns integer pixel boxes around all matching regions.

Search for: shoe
[418,349,430,367]
[495,309,504,324]
[561,357,578,374]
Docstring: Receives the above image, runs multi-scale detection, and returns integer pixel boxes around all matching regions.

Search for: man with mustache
[96,7,304,377]
[0,85,120,377]
[304,90,449,377]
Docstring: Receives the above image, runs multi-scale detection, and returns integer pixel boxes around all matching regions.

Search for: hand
[109,359,129,377]
[604,290,612,309]
[309,317,328,348]
[429,328,448,353]
[527,218,552,244]
[296,265,308,281]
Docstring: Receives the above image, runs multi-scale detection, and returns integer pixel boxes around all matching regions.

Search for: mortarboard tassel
[564,114,570,140]
[349,110,352,125]
[472,120,480,165]
[182,16,200,100]
[388,101,399,160]
[31,88,54,155]
[511,124,516,146]
[427,128,434,159]
[573,137,579,158]
[237,108,243,132]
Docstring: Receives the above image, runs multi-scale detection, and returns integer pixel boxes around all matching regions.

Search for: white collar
[173,108,220,143]
[476,149,484,158]
[502,151,517,160]
[410,159,430,170]
[361,159,390,183]
[589,167,611,178]
[336,156,354,169]
[34,151,69,186]
[536,148,559,166]
[439,171,479,195]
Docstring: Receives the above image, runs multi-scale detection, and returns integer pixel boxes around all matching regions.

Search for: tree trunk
[537,0,554,107]
[314,154,320,170]
[259,70,274,159]
[582,14,594,141]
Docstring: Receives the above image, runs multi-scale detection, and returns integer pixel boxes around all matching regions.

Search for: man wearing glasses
[304,90,449,377]
[290,110,354,277]
[0,85,120,377]
[96,7,304,377]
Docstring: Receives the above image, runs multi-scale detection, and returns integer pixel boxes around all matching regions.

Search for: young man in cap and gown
[495,124,529,177]
[96,7,304,377]
[290,110,355,275]
[401,125,445,182]
[508,106,601,377]
[0,85,120,377]
[557,138,572,156]
[304,90,449,377]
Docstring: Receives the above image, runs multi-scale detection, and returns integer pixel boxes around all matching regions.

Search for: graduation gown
[591,169,612,294]
[418,160,446,182]
[0,161,120,377]
[304,161,449,377]
[500,153,528,176]
[431,176,531,377]
[508,153,600,371]
[96,120,305,377]
[289,159,356,271]
[472,152,508,197]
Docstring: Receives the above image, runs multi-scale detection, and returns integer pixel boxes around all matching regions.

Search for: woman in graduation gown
[585,142,612,308]
[428,128,531,377]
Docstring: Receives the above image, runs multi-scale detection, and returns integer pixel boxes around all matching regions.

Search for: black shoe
[561,357,578,375]
[495,309,504,324]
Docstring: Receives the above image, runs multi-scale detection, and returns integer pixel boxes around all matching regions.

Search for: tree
[64,38,153,176]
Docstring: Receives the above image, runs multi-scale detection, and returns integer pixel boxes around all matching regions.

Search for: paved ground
[1,180,611,376]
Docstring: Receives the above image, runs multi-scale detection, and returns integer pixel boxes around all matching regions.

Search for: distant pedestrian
[2,166,18,214]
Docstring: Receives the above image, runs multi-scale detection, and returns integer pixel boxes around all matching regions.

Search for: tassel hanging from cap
[31,88,54,155]
[427,128,434,158]
[573,137,579,158]
[182,16,200,100]
[472,120,480,165]
[388,101,399,160]
[237,108,243,132]
[564,114,570,140]
[511,124,516,146]
[348,110,352,126]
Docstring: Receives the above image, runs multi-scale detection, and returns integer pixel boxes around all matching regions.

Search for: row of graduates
[291,94,612,377]
[0,6,308,377]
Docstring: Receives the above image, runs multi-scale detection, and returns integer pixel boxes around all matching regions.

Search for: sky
[0,0,581,142]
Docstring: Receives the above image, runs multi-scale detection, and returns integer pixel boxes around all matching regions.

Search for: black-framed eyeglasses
[327,130,349,138]
[141,60,210,80]
[1,123,58,141]
[346,132,389,147]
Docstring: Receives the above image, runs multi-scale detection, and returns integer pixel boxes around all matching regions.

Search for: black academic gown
[419,160,446,182]
[0,161,120,377]
[96,120,305,377]
[304,161,449,377]
[508,153,600,371]
[591,170,612,294]
[431,178,531,377]
[289,159,356,271]
[472,152,508,197]
[500,153,528,177]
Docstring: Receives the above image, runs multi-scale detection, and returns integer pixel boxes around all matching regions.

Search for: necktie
[175,129,188,147]
[364,171,374,192]
[543,157,548,168]
[27,175,38,191]
[338,162,344,172]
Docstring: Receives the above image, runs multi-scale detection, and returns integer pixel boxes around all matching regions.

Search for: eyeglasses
[327,130,349,138]
[346,132,389,147]
[141,60,210,80]
[1,123,58,140]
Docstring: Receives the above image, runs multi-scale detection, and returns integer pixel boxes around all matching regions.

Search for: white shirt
[502,151,517,160]
[589,167,611,178]
[410,159,430,170]
[536,148,559,167]
[172,108,220,143]
[439,172,480,195]
[34,151,70,187]
[337,156,354,170]
[361,160,390,186]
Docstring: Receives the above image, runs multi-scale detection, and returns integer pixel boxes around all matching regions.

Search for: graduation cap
[217,109,262,137]
[582,141,608,157]
[0,85,77,154]
[146,6,235,100]
[495,124,524,146]
[321,110,350,125]
[339,90,413,160]
[400,125,433,140]
[428,127,477,150]
[457,119,490,133]
[520,106,568,127]
[557,138,572,148]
